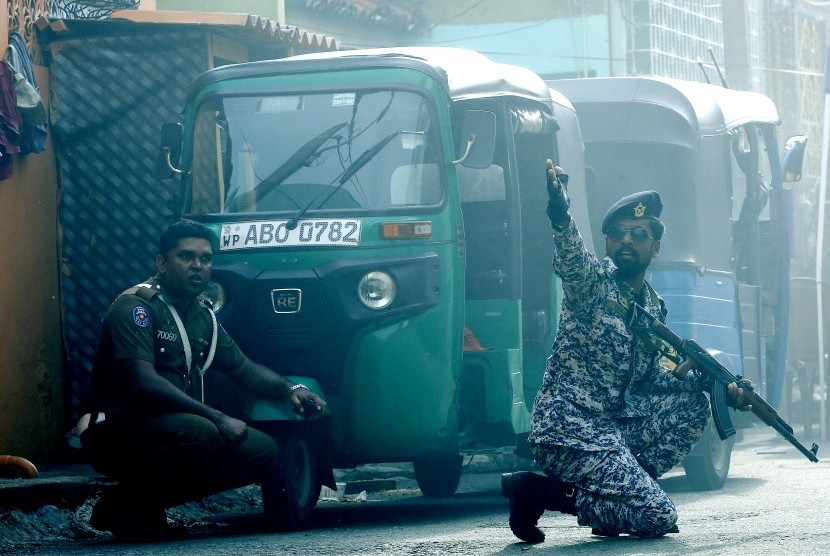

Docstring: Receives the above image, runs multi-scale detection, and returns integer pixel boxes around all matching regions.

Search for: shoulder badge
[132,306,152,328]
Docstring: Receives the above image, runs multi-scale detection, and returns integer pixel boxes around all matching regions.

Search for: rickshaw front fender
[246,376,326,421]
[246,376,336,489]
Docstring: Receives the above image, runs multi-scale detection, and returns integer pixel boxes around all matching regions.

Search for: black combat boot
[502,471,548,543]
[90,488,187,542]
[503,472,580,543]
[544,477,577,515]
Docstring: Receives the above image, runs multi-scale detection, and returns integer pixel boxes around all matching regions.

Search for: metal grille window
[628,0,724,81]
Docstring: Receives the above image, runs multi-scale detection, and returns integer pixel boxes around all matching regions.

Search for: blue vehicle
[550,76,806,489]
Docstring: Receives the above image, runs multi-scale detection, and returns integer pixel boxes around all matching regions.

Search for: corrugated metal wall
[49,27,208,416]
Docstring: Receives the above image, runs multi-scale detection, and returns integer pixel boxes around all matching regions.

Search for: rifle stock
[634,304,819,463]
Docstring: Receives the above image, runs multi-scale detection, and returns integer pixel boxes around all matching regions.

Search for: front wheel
[413,455,463,497]
[682,419,734,491]
[261,426,321,531]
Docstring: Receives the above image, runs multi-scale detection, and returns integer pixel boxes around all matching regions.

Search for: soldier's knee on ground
[634,499,677,538]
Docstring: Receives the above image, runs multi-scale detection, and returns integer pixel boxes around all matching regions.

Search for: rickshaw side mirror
[156,122,183,179]
[453,110,496,169]
[782,134,807,183]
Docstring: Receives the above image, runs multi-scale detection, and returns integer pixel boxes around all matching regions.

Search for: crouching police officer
[78,219,327,541]
[502,161,749,543]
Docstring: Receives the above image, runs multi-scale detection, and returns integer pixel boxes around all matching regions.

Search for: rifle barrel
[772,420,820,462]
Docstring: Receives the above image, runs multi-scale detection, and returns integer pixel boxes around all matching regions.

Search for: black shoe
[545,478,578,515]
[502,472,546,544]
[90,492,187,542]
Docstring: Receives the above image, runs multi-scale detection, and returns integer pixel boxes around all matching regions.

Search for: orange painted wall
[1,4,66,462]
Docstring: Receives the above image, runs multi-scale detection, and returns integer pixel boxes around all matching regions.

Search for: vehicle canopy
[551,76,781,270]
[188,46,554,106]
[556,76,779,146]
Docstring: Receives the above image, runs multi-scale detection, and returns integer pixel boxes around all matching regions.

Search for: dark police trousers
[81,412,280,510]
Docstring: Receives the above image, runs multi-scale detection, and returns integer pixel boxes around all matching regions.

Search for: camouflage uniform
[528,216,710,537]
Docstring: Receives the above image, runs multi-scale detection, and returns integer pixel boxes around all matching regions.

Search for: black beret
[601,190,663,233]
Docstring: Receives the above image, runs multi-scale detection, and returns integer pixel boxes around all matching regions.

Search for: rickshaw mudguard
[461,348,530,434]
[246,376,325,421]
[246,376,337,489]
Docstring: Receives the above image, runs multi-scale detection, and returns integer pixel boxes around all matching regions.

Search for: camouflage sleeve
[551,215,602,311]
[649,365,705,392]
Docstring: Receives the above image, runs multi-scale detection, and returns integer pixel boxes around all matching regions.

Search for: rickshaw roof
[548,86,575,113]
[188,47,553,105]
[551,76,780,149]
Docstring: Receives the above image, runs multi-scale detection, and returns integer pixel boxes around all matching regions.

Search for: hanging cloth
[5,32,46,155]
[0,60,22,180]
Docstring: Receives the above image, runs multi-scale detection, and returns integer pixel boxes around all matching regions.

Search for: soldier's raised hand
[545,159,570,228]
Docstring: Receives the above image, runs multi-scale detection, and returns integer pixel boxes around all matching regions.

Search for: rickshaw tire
[413,454,463,497]
[682,419,734,491]
[261,425,321,531]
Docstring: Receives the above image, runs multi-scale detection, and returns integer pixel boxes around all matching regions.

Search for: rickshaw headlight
[358,271,396,310]
[202,280,226,312]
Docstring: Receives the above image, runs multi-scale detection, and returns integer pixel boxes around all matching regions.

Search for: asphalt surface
[0,448,518,550]
[1,427,825,554]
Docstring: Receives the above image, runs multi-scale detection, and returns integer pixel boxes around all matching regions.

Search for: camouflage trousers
[532,390,709,537]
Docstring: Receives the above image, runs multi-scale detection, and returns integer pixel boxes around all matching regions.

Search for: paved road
[10,426,828,555]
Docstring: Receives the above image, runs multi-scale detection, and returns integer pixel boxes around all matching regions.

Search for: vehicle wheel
[413,455,463,497]
[261,426,321,531]
[682,419,734,491]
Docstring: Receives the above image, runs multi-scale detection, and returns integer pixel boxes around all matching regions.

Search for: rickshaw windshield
[189,89,444,215]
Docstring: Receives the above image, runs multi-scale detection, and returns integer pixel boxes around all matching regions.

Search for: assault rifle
[632,304,819,463]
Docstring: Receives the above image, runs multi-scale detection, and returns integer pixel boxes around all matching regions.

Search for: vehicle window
[457,165,506,202]
[730,124,773,222]
[390,163,443,205]
[189,90,443,215]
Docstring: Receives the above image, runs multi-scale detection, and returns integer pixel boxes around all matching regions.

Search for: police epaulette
[119,282,158,302]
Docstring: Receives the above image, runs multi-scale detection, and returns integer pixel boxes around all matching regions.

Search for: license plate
[220,219,362,250]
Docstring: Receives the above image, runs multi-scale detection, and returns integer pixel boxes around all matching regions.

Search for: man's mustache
[616,247,638,259]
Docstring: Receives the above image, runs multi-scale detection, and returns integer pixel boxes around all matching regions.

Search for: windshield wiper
[225,122,347,211]
[286,131,399,229]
